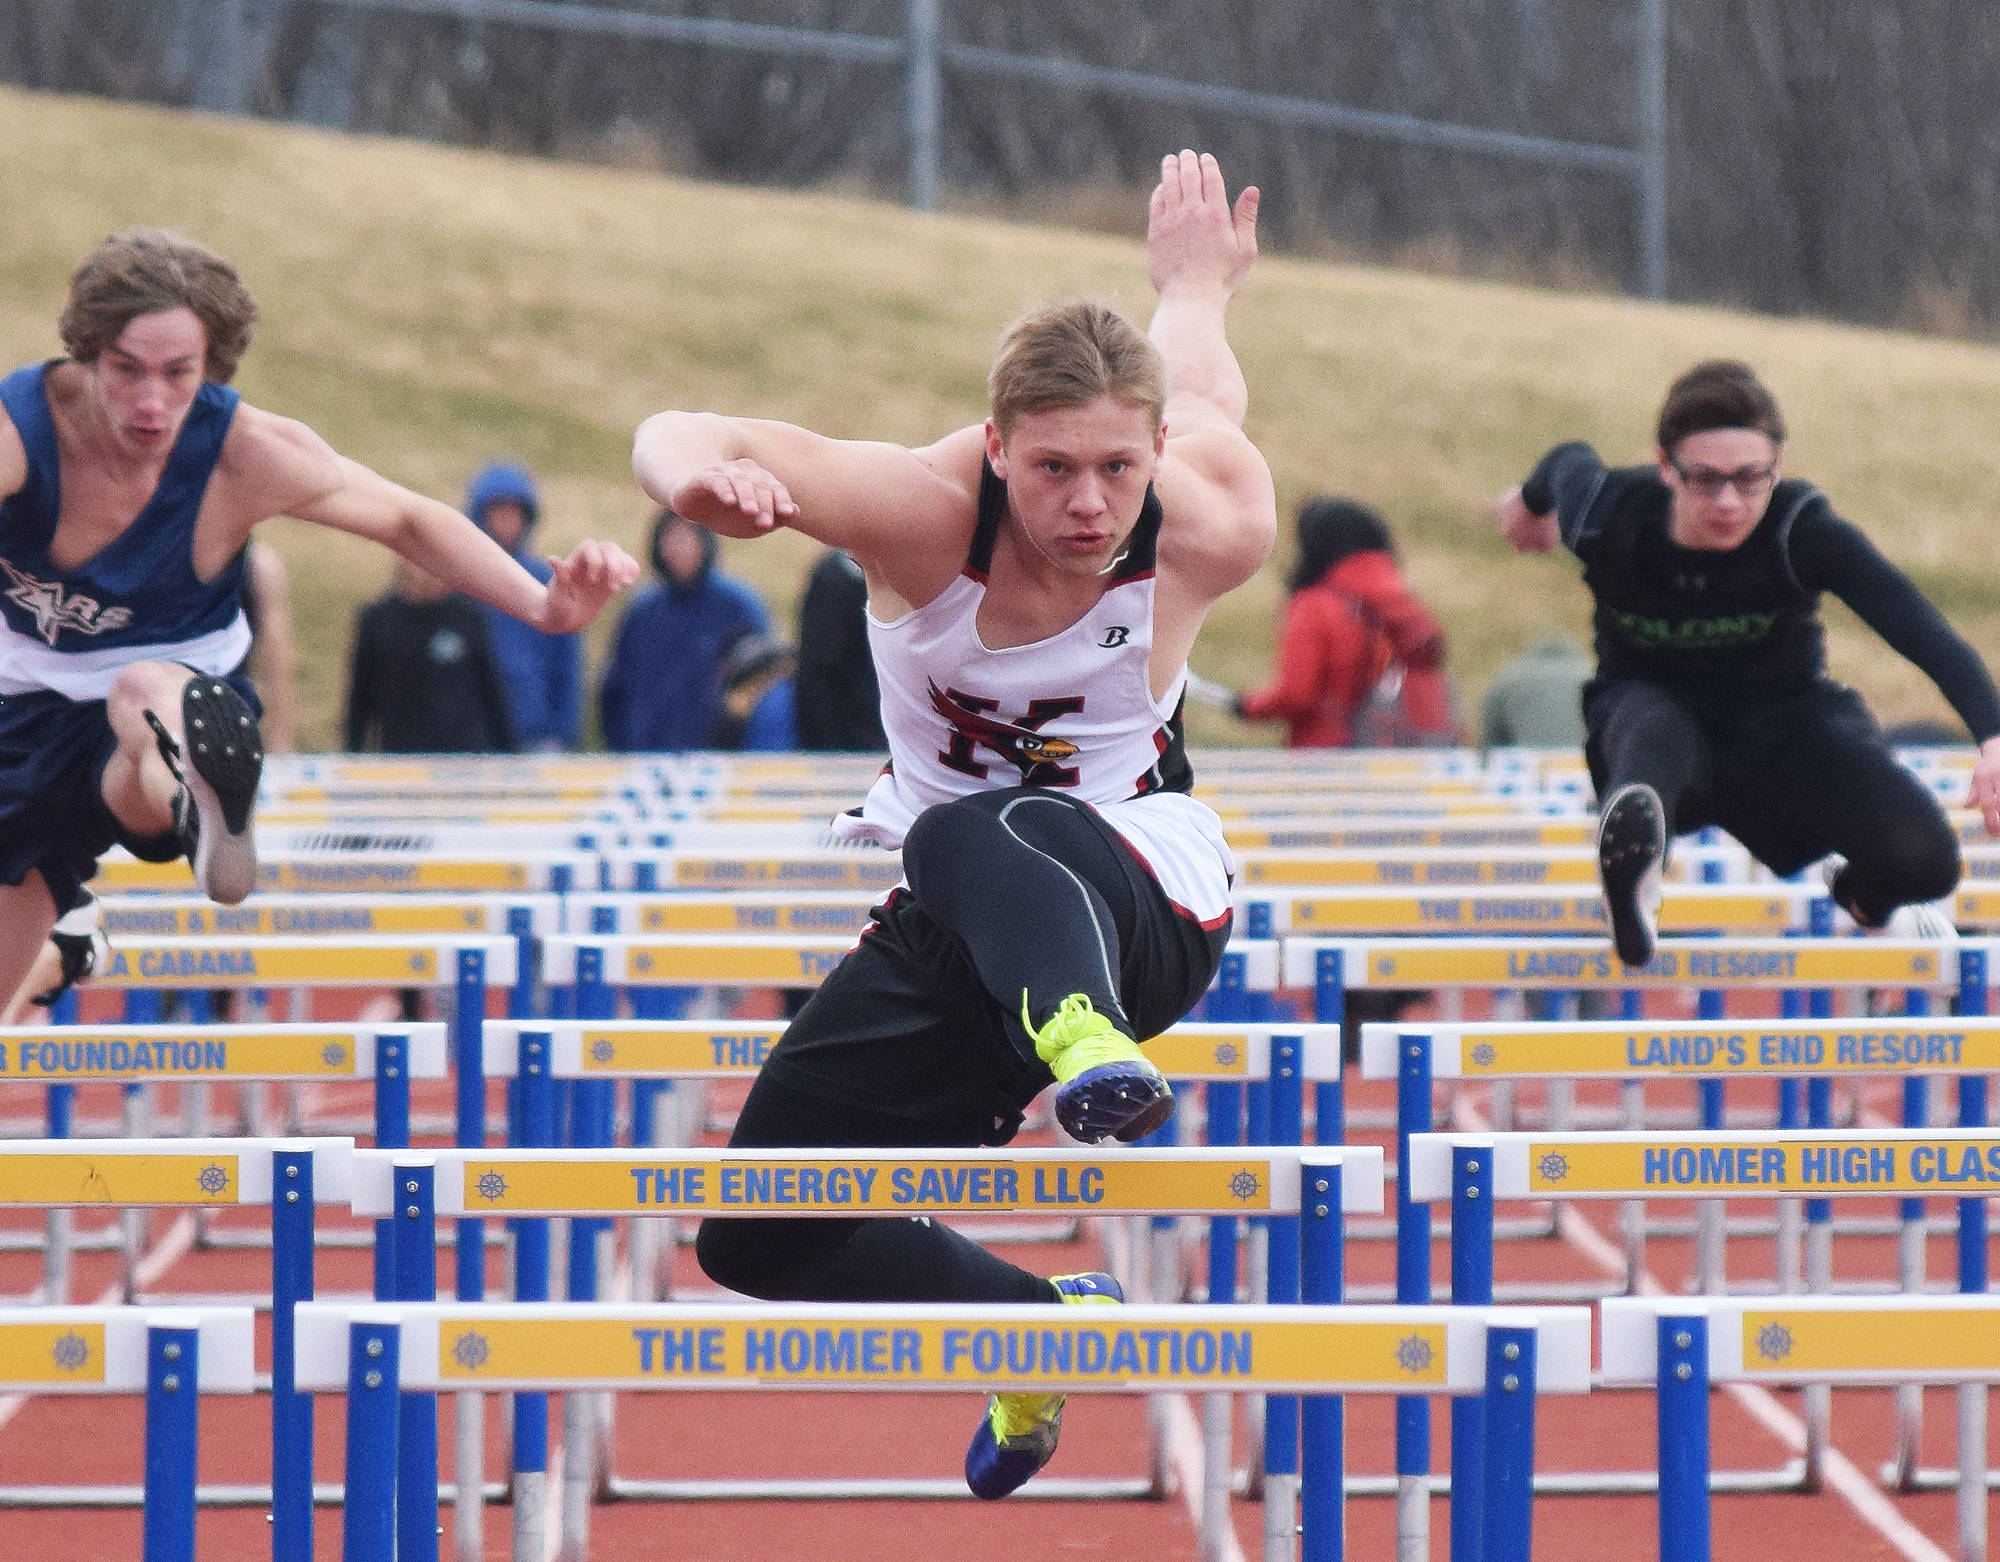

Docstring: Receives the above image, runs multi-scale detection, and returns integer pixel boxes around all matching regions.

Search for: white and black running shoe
[29,891,109,1007]
[143,678,262,905]
[1598,783,1666,968]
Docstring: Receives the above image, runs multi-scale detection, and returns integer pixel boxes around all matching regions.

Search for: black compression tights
[900,788,1136,1058]
[693,1070,1057,1303]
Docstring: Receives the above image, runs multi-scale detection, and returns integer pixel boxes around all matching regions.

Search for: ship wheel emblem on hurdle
[1228,1169,1262,1202]
[1536,1153,1570,1184]
[50,1333,89,1373]
[1470,1045,1496,1069]
[1395,1335,1433,1374]
[452,1332,490,1371]
[197,1164,231,1197]
[590,1039,616,1064]
[1755,1323,1793,1363]
[321,1042,349,1068]
[1213,1042,1240,1068]
[475,1172,508,1203]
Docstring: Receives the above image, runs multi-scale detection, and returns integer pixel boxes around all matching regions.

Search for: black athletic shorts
[1583,675,1945,878]
[760,820,1231,1145]
[0,666,261,915]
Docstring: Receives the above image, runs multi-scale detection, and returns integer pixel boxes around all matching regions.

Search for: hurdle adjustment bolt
[1675,1331,1693,1349]
[405,1205,420,1218]
[366,1339,384,1358]
[1314,1179,1328,1193]
[285,1190,299,1203]
[1502,1342,1519,1361]
[162,1374,180,1392]
[364,1370,382,1389]
[163,1343,181,1361]
[286,1165,299,1178]
[1314,1204,1328,1217]
[1467,1161,1479,1173]
[1465,1187,1479,1199]
[1674,1363,1692,1380]
[1501,1374,1518,1392]
[405,1180,419,1193]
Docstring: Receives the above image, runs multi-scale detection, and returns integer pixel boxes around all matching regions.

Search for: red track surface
[0,986,1989,1559]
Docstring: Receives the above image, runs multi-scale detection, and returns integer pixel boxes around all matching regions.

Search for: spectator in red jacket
[1232,497,1456,746]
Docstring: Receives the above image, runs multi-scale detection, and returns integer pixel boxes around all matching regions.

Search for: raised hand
[670,459,801,536]
[538,538,640,634]
[1147,150,1260,303]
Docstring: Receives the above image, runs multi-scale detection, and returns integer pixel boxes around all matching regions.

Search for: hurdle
[92,848,596,896]
[296,1296,1591,1562]
[358,1141,1381,1562]
[0,1306,256,1560]
[1409,1126,2000,1504]
[1600,1294,2000,1562]
[1230,841,1744,888]
[1239,881,1813,941]
[0,1023,437,1285]
[0,1138,347,1561]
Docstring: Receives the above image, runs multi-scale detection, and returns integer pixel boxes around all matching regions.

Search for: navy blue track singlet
[0,361,248,699]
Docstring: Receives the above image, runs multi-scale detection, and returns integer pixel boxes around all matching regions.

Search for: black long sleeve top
[1521,442,2000,741]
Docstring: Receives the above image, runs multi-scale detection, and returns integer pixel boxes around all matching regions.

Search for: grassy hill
[5,86,2000,751]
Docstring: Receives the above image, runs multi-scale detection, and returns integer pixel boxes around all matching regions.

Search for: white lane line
[1166,1393,1248,1562]
[1452,1094,1950,1562]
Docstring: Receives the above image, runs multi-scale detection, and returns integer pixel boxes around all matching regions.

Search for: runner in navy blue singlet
[0,229,639,1014]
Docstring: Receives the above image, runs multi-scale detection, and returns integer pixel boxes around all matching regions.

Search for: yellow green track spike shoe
[964,1272,1123,1498]
[1022,993,1173,1144]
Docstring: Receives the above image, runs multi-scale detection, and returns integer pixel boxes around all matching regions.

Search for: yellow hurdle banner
[85,936,519,989]
[1281,935,1952,990]
[0,1137,352,1206]
[1356,1018,2000,1082]
[607,850,907,893]
[97,894,559,939]
[1601,1295,2000,1387]
[568,892,876,937]
[295,1301,1592,1396]
[1405,1129,2000,1202]
[0,1023,447,1082]
[351,1146,1382,1218]
[544,935,1280,993]
[91,850,593,895]
[0,1308,255,1392]
[1234,848,1604,888]
[1260,884,1807,936]
[1223,820,1596,852]
[481,1018,1309,1082]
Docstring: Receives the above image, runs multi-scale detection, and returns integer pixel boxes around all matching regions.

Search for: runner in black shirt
[1497,359,2000,964]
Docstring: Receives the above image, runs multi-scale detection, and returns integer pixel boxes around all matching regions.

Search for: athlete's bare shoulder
[214,402,345,522]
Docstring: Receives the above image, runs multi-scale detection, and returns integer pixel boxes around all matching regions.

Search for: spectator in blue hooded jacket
[600,508,772,751]
[465,462,583,750]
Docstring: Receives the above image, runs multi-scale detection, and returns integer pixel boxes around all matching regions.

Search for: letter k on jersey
[928,680,1084,786]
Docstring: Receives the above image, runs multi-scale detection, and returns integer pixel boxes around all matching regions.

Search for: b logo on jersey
[929,680,1084,786]
[0,561,132,646]
[1099,625,1130,648]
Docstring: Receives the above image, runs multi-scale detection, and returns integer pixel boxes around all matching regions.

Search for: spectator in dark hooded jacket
[599,508,772,751]
[465,462,583,750]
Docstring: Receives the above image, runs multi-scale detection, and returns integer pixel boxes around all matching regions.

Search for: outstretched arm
[230,410,638,634]
[1148,151,1276,597]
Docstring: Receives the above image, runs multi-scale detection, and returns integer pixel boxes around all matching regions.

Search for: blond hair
[988,300,1165,436]
[59,229,257,384]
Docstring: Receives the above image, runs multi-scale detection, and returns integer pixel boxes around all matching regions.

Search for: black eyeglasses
[1669,459,1777,499]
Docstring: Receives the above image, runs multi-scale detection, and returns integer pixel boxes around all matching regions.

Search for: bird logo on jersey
[929,680,1084,786]
[0,560,133,645]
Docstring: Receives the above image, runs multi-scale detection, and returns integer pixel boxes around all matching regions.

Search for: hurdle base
[1881,1464,2000,1493]
[603,1475,1162,1502]
[0,1481,511,1508]
[1336,1461,1808,1498]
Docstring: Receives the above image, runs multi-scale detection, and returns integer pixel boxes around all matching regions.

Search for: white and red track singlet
[830,461,1235,926]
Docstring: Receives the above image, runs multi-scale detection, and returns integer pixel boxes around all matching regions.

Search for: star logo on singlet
[0,559,132,645]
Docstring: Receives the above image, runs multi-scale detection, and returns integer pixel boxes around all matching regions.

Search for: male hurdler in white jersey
[633,151,1276,1500]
